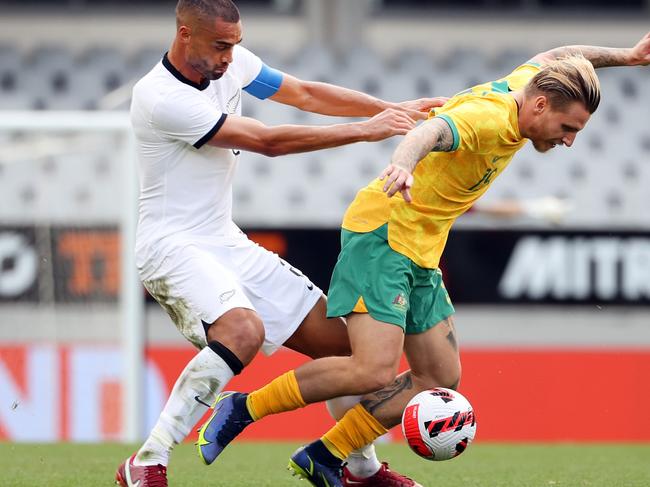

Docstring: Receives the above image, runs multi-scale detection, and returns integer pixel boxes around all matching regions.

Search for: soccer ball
[401,388,477,461]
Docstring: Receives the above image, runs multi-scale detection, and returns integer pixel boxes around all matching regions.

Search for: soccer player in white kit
[115,1,446,486]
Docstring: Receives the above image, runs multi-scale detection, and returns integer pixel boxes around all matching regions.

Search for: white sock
[134,347,235,466]
[345,443,383,478]
[325,396,382,478]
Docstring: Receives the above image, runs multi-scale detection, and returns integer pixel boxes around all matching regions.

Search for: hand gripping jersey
[342,62,542,269]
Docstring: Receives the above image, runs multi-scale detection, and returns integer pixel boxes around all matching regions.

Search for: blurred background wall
[0,0,648,443]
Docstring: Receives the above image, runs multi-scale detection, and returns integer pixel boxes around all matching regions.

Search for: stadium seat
[0,41,648,228]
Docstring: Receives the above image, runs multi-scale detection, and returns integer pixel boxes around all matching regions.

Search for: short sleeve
[434,99,507,155]
[229,46,264,89]
[232,45,283,99]
[151,89,227,149]
[502,62,542,91]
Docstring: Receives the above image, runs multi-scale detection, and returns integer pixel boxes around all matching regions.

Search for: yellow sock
[321,404,388,460]
[245,370,306,421]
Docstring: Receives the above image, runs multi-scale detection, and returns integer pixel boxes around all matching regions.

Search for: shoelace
[317,464,343,487]
[325,460,344,482]
[143,465,167,487]
[338,462,347,480]
[216,408,252,445]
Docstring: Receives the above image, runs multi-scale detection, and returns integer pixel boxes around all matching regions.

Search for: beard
[203,69,225,81]
[190,59,227,81]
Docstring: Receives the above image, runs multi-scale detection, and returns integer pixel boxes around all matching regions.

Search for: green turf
[0,442,649,486]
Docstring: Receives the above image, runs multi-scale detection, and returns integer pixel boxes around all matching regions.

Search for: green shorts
[326,224,455,334]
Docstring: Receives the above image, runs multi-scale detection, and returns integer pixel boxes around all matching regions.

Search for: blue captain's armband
[243,64,284,99]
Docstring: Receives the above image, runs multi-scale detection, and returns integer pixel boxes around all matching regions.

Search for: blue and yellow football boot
[288,442,344,487]
[196,391,253,465]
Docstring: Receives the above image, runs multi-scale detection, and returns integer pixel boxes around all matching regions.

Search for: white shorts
[139,235,322,355]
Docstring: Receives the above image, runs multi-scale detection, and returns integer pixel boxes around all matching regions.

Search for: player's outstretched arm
[269,72,447,121]
[532,31,650,68]
[380,117,454,202]
[206,108,416,157]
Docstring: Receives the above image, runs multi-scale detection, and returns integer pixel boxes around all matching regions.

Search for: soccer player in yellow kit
[197,32,650,487]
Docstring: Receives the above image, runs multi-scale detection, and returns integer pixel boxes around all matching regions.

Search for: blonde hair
[525,55,601,114]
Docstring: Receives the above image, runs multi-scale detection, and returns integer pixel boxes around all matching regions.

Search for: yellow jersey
[342,62,542,269]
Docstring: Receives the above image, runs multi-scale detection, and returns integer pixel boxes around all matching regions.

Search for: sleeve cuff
[435,114,460,151]
[193,113,228,149]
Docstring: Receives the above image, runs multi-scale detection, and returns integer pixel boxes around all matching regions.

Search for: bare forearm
[291,81,389,117]
[258,122,367,156]
[392,118,453,171]
[545,45,634,68]
[210,109,413,156]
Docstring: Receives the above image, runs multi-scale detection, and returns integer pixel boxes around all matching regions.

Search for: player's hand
[360,108,417,141]
[379,164,414,202]
[394,97,449,120]
[629,31,650,66]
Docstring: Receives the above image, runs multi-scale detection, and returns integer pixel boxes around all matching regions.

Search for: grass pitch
[1,442,648,486]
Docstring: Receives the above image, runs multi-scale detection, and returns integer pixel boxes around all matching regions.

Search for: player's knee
[447,362,462,390]
[232,314,265,351]
[442,358,462,390]
[249,314,266,340]
[419,360,462,391]
[439,367,461,391]
[205,309,265,359]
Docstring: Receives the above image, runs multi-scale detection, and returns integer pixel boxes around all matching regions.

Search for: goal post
[0,111,145,442]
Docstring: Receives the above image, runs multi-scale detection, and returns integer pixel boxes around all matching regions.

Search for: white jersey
[131,45,272,272]
[129,47,320,354]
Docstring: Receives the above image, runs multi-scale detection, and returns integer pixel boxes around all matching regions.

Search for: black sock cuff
[208,340,244,375]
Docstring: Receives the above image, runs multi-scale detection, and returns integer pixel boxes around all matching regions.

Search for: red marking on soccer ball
[401,388,477,461]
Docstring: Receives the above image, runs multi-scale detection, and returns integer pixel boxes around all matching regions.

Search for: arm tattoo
[431,118,454,152]
[391,117,454,172]
[360,373,413,415]
[547,46,631,69]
